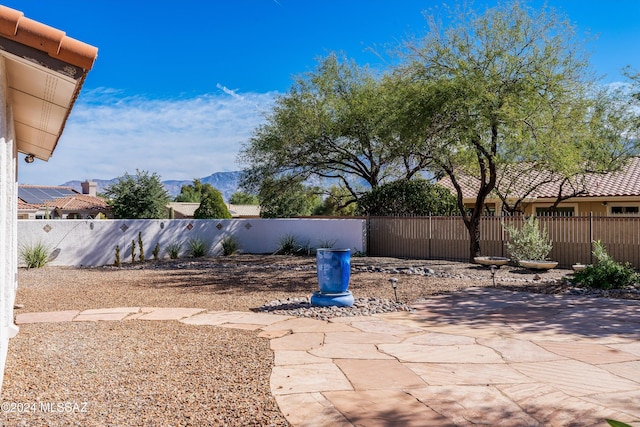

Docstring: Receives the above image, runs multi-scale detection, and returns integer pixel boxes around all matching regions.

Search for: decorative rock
[256,296,414,320]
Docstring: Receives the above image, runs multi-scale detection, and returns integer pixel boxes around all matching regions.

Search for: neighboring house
[18,181,110,219]
[167,202,199,219]
[227,204,261,218]
[167,202,261,219]
[0,5,97,393]
[438,157,640,217]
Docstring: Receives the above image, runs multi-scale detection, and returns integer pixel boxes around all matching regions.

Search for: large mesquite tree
[238,53,433,210]
[396,1,638,261]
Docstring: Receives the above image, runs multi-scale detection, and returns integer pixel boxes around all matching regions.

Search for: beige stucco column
[0,55,19,394]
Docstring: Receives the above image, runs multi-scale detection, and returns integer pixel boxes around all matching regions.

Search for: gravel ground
[3,254,639,426]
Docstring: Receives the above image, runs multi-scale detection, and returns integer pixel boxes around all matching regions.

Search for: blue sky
[7,0,640,186]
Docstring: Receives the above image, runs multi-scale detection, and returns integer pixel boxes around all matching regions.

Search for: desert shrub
[187,237,210,258]
[570,240,639,290]
[316,238,337,249]
[152,243,160,260]
[503,216,552,265]
[220,236,239,256]
[273,234,308,255]
[20,241,50,269]
[114,245,121,267]
[166,241,182,259]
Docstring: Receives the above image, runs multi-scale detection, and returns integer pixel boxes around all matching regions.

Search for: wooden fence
[367,215,640,269]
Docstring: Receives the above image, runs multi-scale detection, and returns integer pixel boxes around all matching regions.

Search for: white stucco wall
[18,218,367,267]
[0,56,19,394]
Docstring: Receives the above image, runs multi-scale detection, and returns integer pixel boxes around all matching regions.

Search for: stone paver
[16,310,79,324]
[512,359,640,397]
[407,362,531,386]
[274,393,352,427]
[536,340,640,364]
[477,336,567,362]
[137,307,205,321]
[75,307,141,322]
[13,287,640,426]
[334,359,426,390]
[270,332,324,351]
[324,389,452,426]
[378,342,504,363]
[409,385,540,426]
[271,363,352,395]
[309,343,393,360]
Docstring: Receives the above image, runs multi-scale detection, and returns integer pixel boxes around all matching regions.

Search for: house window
[483,204,496,216]
[611,206,640,215]
[535,207,575,217]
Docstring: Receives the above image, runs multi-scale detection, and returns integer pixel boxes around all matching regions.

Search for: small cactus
[138,231,145,262]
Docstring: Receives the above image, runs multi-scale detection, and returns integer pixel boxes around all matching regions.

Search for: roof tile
[439,157,640,200]
[0,5,97,70]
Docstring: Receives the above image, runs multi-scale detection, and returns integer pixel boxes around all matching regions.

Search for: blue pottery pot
[316,248,351,294]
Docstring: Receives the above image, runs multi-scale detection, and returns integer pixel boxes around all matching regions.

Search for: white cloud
[18,88,277,185]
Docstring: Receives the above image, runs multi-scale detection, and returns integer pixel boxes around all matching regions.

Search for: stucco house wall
[0,56,19,392]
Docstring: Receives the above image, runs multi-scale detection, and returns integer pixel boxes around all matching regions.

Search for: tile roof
[0,6,97,70]
[17,199,39,211]
[439,157,640,200]
[44,194,108,211]
[227,204,261,217]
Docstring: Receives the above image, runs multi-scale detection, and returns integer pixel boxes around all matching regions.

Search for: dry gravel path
[2,255,635,426]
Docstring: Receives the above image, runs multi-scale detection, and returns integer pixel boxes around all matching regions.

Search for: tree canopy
[238,53,432,208]
[193,185,231,219]
[258,177,321,218]
[396,1,639,259]
[104,170,170,219]
[175,179,211,203]
[229,191,259,205]
[356,179,457,216]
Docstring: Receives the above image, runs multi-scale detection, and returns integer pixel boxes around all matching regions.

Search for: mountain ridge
[62,171,243,201]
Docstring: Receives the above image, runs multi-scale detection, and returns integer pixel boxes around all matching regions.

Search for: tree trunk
[466,215,481,262]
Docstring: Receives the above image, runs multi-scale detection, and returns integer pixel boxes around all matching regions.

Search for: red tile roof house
[438,157,640,217]
[0,5,97,392]
[18,182,111,219]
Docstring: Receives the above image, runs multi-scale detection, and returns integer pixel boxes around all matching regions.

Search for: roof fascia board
[0,35,84,81]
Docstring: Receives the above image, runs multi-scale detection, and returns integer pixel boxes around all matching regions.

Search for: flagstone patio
[15,287,640,426]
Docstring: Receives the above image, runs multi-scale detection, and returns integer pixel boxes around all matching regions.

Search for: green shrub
[187,237,210,258]
[220,236,239,256]
[570,240,638,290]
[503,216,552,265]
[20,242,51,269]
[167,241,182,259]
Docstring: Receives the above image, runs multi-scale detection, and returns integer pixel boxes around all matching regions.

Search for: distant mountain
[62,171,243,201]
